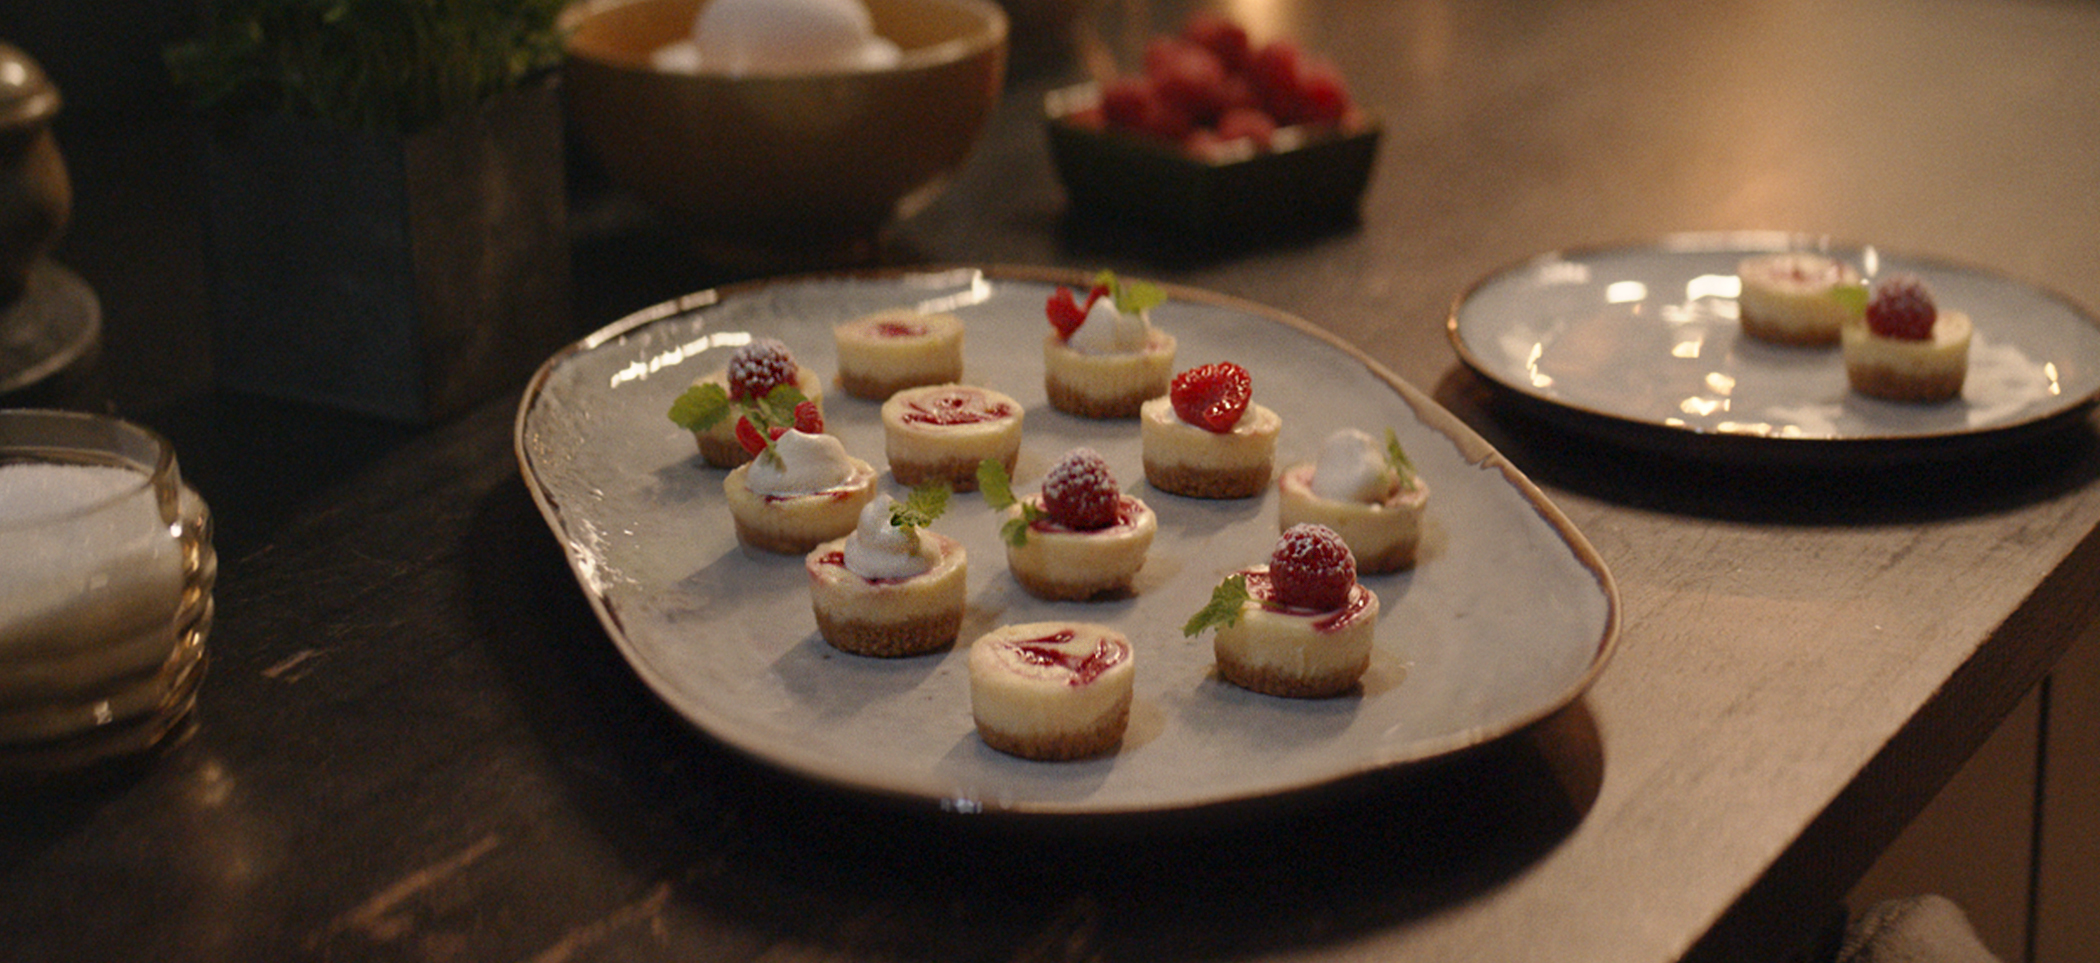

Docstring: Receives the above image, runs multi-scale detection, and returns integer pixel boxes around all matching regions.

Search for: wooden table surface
[7,1,2100,961]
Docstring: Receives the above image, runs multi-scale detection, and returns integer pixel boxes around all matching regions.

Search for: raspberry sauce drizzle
[1002,629,1127,685]
[1243,570,1371,631]
[1027,495,1143,534]
[874,321,926,338]
[813,550,920,585]
[900,388,1013,426]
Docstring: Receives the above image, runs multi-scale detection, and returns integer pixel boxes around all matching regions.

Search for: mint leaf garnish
[1384,428,1419,487]
[1183,574,1251,637]
[1092,269,1167,315]
[977,458,1018,509]
[669,381,809,437]
[752,384,809,428]
[668,382,731,431]
[892,482,950,530]
[1831,282,1869,316]
[978,458,1041,546]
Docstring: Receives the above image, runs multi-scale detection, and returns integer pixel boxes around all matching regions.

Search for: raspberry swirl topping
[899,387,1016,426]
[1243,570,1374,631]
[998,628,1130,685]
[873,320,927,338]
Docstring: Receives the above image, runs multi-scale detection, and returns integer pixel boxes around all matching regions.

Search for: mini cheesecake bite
[1736,251,1866,346]
[881,383,1023,491]
[969,621,1135,761]
[1042,272,1177,418]
[723,403,879,554]
[806,489,967,658]
[1141,362,1280,499]
[833,309,964,400]
[984,448,1156,601]
[1843,273,1971,402]
[1186,524,1379,698]
[1277,428,1428,573]
[668,338,828,468]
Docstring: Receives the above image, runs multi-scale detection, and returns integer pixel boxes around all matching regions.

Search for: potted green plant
[166,0,574,423]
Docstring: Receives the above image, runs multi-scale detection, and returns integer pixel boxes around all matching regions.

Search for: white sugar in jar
[0,410,212,774]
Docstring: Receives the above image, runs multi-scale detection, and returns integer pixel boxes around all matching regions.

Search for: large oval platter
[515,266,1617,815]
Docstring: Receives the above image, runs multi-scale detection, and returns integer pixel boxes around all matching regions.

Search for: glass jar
[0,409,212,774]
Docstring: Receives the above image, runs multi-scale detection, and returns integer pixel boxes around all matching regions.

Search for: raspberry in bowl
[1044,12,1379,241]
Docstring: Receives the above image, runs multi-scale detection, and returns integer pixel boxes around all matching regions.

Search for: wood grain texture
[4,0,2099,961]
[2037,621,2100,963]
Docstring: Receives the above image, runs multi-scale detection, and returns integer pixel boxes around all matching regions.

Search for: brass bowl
[563,0,1008,265]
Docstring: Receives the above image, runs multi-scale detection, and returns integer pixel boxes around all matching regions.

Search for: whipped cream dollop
[653,0,902,75]
[1066,297,1153,355]
[842,497,937,580]
[745,429,856,495]
[1309,428,1398,503]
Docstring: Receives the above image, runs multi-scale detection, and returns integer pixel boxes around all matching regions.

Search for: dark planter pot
[200,77,572,423]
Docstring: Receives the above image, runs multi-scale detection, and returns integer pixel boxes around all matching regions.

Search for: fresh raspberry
[726,338,797,400]
[791,400,823,435]
[1294,60,1353,125]
[1170,362,1252,432]
[1040,448,1121,530]
[734,415,769,456]
[1099,76,1158,131]
[1098,74,1194,143]
[1268,524,1356,611]
[1182,12,1251,72]
[1865,274,1938,340]
[1247,40,1305,116]
[1145,35,1230,123]
[1046,283,1110,340]
[1047,287,1088,339]
[1213,106,1277,149]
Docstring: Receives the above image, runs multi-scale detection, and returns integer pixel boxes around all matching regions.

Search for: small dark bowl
[1044,83,1380,241]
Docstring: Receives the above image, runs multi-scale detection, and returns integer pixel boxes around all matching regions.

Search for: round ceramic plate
[515,266,1617,816]
[1448,232,2100,459]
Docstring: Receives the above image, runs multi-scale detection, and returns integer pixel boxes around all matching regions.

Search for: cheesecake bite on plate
[806,488,967,658]
[1042,272,1177,418]
[668,337,828,468]
[1277,427,1427,572]
[1141,361,1280,498]
[982,448,1156,601]
[969,621,1135,761]
[1185,524,1378,698]
[833,309,965,400]
[1736,251,1866,347]
[881,383,1023,491]
[723,402,879,554]
[1843,273,1971,403]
